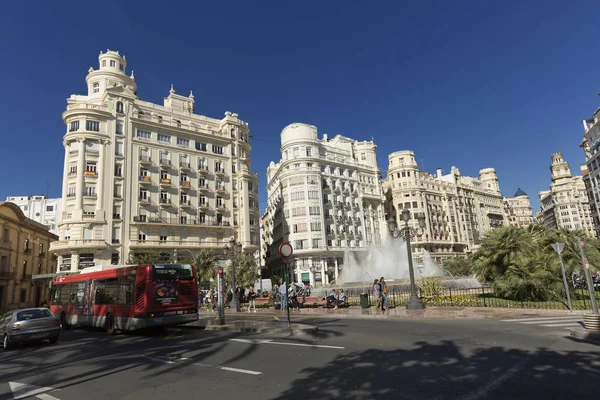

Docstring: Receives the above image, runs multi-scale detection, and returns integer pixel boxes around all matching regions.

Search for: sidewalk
[201,305,587,321]
[188,313,316,335]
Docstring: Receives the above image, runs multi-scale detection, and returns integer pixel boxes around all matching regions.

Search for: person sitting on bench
[326,289,338,308]
[336,290,346,308]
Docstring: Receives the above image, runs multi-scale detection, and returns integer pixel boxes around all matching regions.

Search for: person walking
[380,277,388,311]
[247,286,257,313]
[279,281,287,312]
[373,279,381,309]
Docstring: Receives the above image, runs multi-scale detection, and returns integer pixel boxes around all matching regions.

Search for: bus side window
[118,276,135,305]
[50,285,60,305]
[104,279,119,304]
[95,280,106,304]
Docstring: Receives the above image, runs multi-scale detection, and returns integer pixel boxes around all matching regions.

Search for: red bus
[49,263,199,334]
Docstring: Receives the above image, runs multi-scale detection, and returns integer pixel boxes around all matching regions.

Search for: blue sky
[1,0,599,213]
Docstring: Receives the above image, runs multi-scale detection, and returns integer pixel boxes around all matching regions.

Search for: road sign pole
[217,268,225,325]
[279,242,294,328]
[286,262,291,327]
[578,237,599,314]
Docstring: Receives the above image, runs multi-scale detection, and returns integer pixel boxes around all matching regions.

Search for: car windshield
[16,309,54,321]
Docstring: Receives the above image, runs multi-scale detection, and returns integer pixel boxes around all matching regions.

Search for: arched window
[231,128,236,138]
[116,101,124,114]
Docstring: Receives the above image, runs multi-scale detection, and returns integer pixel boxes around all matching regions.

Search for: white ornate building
[503,188,534,227]
[5,196,61,234]
[383,151,504,262]
[262,123,386,286]
[580,110,600,237]
[538,152,594,235]
[50,50,259,272]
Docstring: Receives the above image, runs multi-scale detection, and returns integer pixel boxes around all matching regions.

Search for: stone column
[75,139,86,210]
[240,177,251,246]
[334,257,339,282]
[61,143,70,199]
[96,140,105,211]
[320,258,327,286]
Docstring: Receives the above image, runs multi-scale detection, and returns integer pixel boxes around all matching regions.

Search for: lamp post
[551,242,573,312]
[387,209,427,310]
[224,238,243,312]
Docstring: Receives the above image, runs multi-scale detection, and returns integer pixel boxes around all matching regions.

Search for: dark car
[1,308,61,350]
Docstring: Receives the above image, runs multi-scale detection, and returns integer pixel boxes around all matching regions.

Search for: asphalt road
[0,314,598,400]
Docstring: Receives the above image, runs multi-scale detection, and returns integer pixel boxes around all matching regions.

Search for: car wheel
[105,314,116,335]
[3,334,11,350]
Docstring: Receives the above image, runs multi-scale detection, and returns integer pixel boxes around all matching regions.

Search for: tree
[127,250,168,265]
[226,252,259,289]
[441,257,472,277]
[193,249,219,284]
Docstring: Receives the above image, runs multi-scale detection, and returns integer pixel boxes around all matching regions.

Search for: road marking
[229,338,345,349]
[9,382,61,400]
[501,316,582,322]
[219,366,262,375]
[142,355,262,375]
[539,322,582,327]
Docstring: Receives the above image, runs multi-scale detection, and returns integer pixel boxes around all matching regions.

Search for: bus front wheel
[105,314,116,335]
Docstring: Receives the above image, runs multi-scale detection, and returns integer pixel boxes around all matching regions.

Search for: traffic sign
[279,242,293,258]
[217,268,223,275]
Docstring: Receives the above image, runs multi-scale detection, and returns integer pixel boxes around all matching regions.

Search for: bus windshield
[152,264,194,281]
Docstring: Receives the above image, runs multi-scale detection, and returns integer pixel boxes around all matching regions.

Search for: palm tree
[193,249,219,284]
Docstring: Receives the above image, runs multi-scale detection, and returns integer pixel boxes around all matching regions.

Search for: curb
[570,327,600,344]
[204,323,316,335]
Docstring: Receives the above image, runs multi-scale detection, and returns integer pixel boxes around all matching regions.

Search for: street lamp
[387,209,427,310]
[223,238,243,312]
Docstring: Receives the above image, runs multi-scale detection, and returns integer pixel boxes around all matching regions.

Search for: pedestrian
[380,276,388,311]
[279,281,287,311]
[247,286,257,313]
[326,289,338,308]
[373,279,381,309]
[290,282,300,311]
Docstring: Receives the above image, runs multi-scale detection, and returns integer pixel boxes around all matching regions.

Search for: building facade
[263,123,386,286]
[580,111,600,236]
[50,50,259,272]
[0,202,58,313]
[383,151,504,262]
[538,152,594,236]
[503,188,534,227]
[5,196,61,235]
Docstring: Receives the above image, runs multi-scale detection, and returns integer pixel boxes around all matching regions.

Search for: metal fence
[330,285,600,311]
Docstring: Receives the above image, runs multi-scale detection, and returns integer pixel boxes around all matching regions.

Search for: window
[248,182,254,191]
[160,235,167,242]
[137,130,151,140]
[196,142,207,151]
[114,164,122,177]
[102,60,106,67]
[67,187,76,198]
[309,206,320,215]
[114,185,122,198]
[361,153,366,160]
[212,145,223,154]
[111,253,119,265]
[215,161,222,172]
[161,170,169,180]
[116,123,123,134]
[69,162,77,175]
[199,196,207,206]
[158,134,170,143]
[86,121,100,132]
[85,162,97,173]
[20,290,26,303]
[306,148,312,156]
[119,63,123,71]
[112,227,120,243]
[69,121,79,132]
[312,239,321,248]
[46,205,54,212]
[84,187,96,197]
[160,191,168,201]
[308,190,319,199]
[116,101,124,113]
[115,142,123,156]
[113,205,121,219]
[139,189,148,200]
[110,60,116,67]
[139,232,146,241]
[177,137,189,147]
[93,82,99,93]
[232,164,236,173]
[216,197,223,208]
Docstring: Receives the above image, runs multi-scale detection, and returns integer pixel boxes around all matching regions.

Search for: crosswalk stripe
[539,322,582,327]
[501,316,583,323]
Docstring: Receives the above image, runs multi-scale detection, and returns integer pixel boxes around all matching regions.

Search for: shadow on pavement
[273,340,600,400]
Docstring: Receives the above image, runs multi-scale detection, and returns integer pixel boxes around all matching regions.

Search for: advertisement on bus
[153,265,180,305]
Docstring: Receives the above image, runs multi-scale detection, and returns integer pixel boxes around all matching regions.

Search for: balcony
[198,203,210,210]
[24,248,32,255]
[180,200,192,208]
[39,252,46,258]
[198,166,209,175]
[0,240,12,250]
[198,184,209,192]
[216,204,226,210]
[84,171,98,177]
[160,178,171,187]
[159,158,171,168]
[215,185,226,194]
[139,175,152,185]
[180,181,191,191]
[131,216,231,227]
[139,155,151,165]
[159,198,171,207]
[179,162,190,171]
[215,169,226,178]
[138,197,150,205]
[129,239,230,249]
[0,269,14,279]
[49,239,108,253]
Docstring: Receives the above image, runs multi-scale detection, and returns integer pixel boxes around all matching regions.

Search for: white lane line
[220,366,262,375]
[229,338,345,349]
[501,316,582,322]
[539,322,583,327]
[519,319,582,325]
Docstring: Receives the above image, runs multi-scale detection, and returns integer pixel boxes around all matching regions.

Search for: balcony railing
[49,239,108,252]
[0,269,14,279]
[181,181,191,190]
[139,175,152,184]
[24,248,32,255]
[84,171,98,177]
[159,198,171,206]
[198,166,209,174]
[160,178,171,186]
[159,159,171,167]
[180,162,191,170]
[130,216,232,227]
[139,155,151,164]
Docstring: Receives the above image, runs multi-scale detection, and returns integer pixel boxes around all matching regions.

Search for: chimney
[436,168,443,178]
